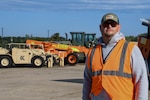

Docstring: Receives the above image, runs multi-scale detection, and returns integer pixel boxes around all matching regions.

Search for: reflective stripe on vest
[89,41,132,78]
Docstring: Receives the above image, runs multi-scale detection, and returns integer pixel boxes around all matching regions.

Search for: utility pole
[48,30,50,41]
[1,28,3,45]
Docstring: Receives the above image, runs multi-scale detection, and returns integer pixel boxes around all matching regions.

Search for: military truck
[0,43,51,68]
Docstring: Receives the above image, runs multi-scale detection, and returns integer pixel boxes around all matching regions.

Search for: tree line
[0,32,146,47]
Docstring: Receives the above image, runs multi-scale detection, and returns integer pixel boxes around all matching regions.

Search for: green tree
[50,33,65,41]
[125,36,137,42]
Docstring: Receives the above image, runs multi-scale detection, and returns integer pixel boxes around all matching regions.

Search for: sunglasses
[102,21,118,27]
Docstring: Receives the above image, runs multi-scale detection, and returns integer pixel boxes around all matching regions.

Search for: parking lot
[0,64,149,100]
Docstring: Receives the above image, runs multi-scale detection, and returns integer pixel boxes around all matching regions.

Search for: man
[82,13,148,100]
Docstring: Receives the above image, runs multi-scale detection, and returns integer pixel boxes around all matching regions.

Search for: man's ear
[117,25,121,31]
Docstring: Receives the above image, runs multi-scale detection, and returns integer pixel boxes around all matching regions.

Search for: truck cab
[70,32,97,48]
[138,18,150,76]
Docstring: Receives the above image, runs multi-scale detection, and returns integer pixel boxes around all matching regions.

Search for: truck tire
[31,56,44,67]
[145,59,150,78]
[66,53,79,65]
[0,56,12,68]
[145,59,150,90]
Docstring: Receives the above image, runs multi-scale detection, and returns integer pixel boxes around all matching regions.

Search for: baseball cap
[101,13,119,24]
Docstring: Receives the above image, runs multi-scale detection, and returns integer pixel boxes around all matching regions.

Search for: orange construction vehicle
[26,32,97,65]
[138,18,150,75]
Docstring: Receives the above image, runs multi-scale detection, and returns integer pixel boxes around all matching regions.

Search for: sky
[0,0,150,38]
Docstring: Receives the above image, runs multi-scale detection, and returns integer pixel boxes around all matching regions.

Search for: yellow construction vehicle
[26,32,97,65]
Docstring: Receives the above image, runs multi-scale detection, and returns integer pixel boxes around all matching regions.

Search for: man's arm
[82,65,92,100]
[131,45,148,100]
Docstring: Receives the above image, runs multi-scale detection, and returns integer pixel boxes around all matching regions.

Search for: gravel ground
[0,64,149,100]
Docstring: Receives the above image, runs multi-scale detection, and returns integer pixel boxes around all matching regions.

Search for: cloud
[0,0,149,11]
[79,0,150,10]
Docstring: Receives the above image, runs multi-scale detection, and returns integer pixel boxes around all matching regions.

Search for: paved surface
[0,64,149,100]
[0,64,84,100]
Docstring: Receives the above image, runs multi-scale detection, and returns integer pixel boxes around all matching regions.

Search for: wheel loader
[26,32,97,65]
[0,43,52,68]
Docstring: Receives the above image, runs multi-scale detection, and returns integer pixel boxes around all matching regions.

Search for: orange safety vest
[87,39,135,100]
